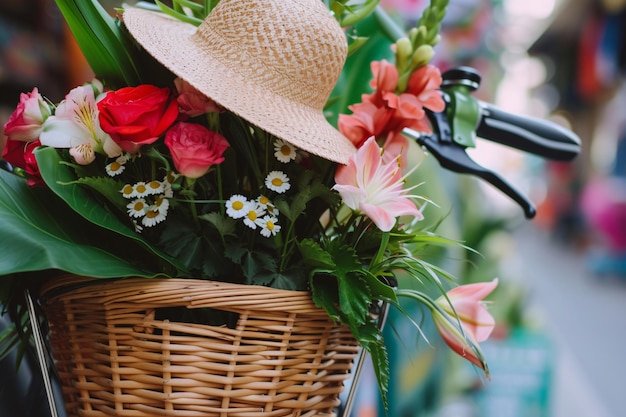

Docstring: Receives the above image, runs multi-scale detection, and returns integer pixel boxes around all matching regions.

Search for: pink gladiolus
[3,88,51,142]
[366,60,398,106]
[338,102,392,148]
[164,122,229,178]
[432,278,498,371]
[333,136,423,231]
[407,65,446,113]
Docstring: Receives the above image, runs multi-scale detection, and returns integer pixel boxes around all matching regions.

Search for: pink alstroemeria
[432,278,498,372]
[40,83,122,160]
[333,136,423,232]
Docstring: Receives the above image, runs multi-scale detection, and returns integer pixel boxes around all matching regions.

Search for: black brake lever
[404,116,537,219]
[402,66,581,219]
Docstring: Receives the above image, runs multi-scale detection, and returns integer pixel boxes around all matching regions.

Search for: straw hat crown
[194,0,347,109]
[123,0,356,164]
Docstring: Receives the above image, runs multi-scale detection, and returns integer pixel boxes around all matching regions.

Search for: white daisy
[273,139,297,163]
[153,195,170,215]
[105,159,125,176]
[146,180,164,195]
[242,202,266,229]
[257,195,271,208]
[162,172,179,198]
[164,171,180,185]
[127,198,147,218]
[258,216,281,237]
[265,171,291,193]
[132,220,143,233]
[141,208,167,227]
[133,182,150,198]
[105,154,129,177]
[226,194,249,219]
[121,184,135,199]
[266,203,279,217]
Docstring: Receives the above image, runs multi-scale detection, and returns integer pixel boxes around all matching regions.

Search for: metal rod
[341,302,390,417]
[25,288,59,417]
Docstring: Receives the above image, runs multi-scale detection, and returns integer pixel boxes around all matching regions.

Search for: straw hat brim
[122,8,356,164]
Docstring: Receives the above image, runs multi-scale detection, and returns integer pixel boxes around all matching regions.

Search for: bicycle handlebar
[403,66,581,219]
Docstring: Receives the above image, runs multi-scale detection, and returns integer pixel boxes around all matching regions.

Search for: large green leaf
[55,0,141,87]
[0,168,150,277]
[34,147,185,277]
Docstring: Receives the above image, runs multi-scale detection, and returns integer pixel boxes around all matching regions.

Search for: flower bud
[410,45,435,69]
[395,37,412,72]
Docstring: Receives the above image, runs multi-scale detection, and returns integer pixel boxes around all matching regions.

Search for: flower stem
[370,231,389,270]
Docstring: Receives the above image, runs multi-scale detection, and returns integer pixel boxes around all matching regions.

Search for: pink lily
[333,136,423,232]
[432,278,498,372]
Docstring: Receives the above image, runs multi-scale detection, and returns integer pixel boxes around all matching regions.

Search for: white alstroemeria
[69,143,96,165]
[40,84,122,158]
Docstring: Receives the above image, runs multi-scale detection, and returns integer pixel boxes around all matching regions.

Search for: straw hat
[123,0,356,164]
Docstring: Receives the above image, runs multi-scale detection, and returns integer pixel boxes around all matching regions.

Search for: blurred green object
[475,328,555,417]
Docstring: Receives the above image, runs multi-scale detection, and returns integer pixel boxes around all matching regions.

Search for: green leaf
[309,274,341,322]
[241,251,276,285]
[200,211,236,237]
[35,147,185,276]
[55,0,141,86]
[155,0,204,25]
[337,272,371,327]
[356,322,390,411]
[0,169,155,277]
[360,270,397,303]
[67,175,127,208]
[299,238,335,269]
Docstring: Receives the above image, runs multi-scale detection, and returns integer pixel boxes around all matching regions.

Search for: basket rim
[39,275,328,315]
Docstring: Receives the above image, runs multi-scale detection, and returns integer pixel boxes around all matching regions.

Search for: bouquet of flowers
[0,0,498,407]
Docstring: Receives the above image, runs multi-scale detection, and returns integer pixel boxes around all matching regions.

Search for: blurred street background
[2,0,626,416]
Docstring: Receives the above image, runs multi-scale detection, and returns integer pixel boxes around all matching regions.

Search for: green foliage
[34,147,185,277]
[0,167,161,278]
[55,0,141,87]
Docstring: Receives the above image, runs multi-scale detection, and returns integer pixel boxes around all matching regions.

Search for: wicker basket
[40,276,358,417]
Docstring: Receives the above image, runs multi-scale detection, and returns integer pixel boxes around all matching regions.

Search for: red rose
[97,84,179,154]
[164,122,229,178]
[2,138,44,186]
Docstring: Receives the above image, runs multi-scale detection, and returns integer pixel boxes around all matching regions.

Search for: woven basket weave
[40,276,358,417]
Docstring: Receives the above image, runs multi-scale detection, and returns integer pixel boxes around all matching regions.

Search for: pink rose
[97,84,179,154]
[3,88,51,142]
[164,122,229,178]
[2,138,44,187]
[174,78,222,118]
